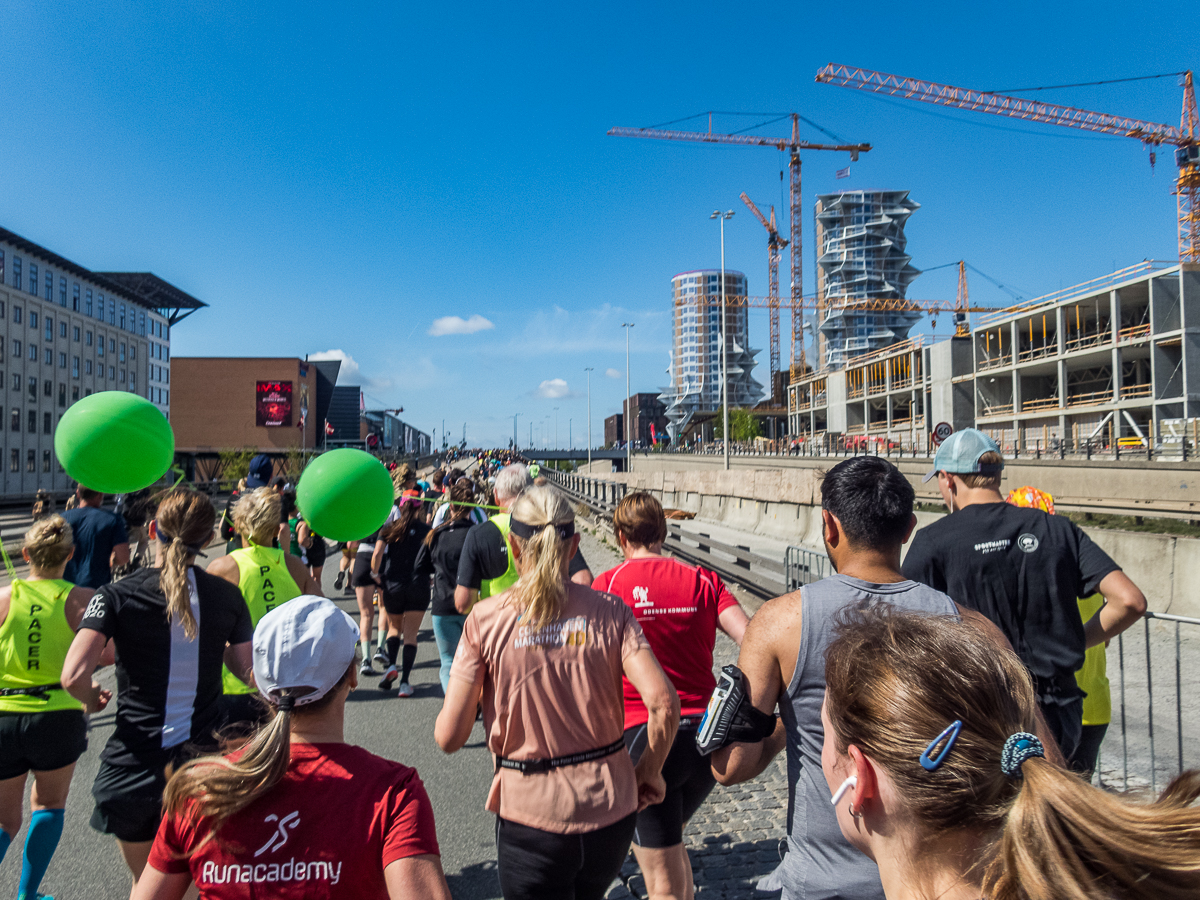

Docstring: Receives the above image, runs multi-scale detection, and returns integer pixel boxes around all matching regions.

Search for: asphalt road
[0,515,625,900]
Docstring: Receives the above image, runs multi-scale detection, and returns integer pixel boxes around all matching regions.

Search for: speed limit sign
[932,422,954,445]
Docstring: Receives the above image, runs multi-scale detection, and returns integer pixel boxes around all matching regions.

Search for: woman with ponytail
[821,604,1200,900]
[435,484,680,900]
[132,596,451,900]
[62,489,255,897]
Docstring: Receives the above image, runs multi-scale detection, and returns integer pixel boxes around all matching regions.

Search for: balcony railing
[848,386,865,399]
[1066,388,1113,408]
[977,353,1011,372]
[1119,324,1152,342]
[1021,396,1061,412]
[1017,343,1058,363]
[1120,382,1152,399]
[979,401,1013,418]
[1064,331,1111,354]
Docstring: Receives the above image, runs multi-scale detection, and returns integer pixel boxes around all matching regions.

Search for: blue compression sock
[0,828,10,864]
[18,808,63,900]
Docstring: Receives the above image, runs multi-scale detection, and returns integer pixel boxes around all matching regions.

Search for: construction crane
[815,65,1200,262]
[609,114,870,376]
[738,192,788,385]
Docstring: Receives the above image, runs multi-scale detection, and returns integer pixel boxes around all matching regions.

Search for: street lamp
[585,367,594,470]
[621,322,634,474]
[711,209,734,471]
[513,413,520,451]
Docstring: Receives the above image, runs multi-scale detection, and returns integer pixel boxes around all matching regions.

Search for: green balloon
[54,391,175,494]
[297,448,394,542]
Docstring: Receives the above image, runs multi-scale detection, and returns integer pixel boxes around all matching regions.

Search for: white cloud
[535,378,571,399]
[308,349,362,385]
[428,314,495,337]
[605,368,622,379]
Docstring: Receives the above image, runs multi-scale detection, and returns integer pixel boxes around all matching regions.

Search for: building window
[43,349,50,365]
[119,305,125,330]
[129,372,135,390]
[27,377,35,401]
[27,410,35,433]
[58,352,65,368]
[71,357,79,378]
[119,342,125,362]
[42,412,50,434]
[12,256,20,290]
[120,369,126,383]
[44,271,52,301]
[28,263,36,295]
[12,306,21,325]
[57,383,65,407]
[9,409,16,432]
[58,321,66,338]
[109,366,114,380]
[72,283,79,311]
[44,317,52,341]
[85,290,92,317]
[59,277,66,307]
[26,449,34,472]
[110,338,115,354]
[28,311,36,331]
[85,331,92,347]
[96,294,104,321]
[97,340,103,358]
[9,374,17,392]
[26,344,34,361]
[85,360,92,375]
[42,449,50,472]
[73,326,79,342]
[129,344,136,361]
[43,379,51,397]
[71,385,79,402]
[139,312,146,336]
[85,389,91,397]
[8,449,15,471]
[108,300,115,326]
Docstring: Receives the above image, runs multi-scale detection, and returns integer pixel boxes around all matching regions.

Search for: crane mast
[739,192,789,392]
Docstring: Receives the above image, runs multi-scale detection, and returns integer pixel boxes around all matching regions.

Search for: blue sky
[0,2,1195,447]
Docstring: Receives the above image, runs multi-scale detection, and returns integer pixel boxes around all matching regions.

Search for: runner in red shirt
[132,596,451,900]
[592,492,749,900]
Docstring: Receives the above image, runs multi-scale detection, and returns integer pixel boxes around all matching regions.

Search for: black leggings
[495,811,636,900]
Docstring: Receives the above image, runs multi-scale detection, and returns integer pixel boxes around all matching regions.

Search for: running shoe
[373,647,390,666]
[343,582,354,595]
[379,666,399,691]
[334,570,345,590]
[359,661,380,676]
[397,681,415,698]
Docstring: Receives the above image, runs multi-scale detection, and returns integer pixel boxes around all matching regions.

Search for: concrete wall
[590,463,1200,618]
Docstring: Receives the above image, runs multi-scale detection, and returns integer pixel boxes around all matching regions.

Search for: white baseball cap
[253,596,359,708]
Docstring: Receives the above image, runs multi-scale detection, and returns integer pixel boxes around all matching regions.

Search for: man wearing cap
[901,428,1147,759]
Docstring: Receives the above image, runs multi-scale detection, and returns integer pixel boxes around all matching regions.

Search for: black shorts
[306,537,328,567]
[381,584,431,616]
[0,709,88,779]
[351,555,376,588]
[496,811,637,900]
[90,751,187,843]
[623,717,715,848]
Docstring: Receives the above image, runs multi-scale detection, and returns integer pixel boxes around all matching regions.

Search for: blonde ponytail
[154,489,217,640]
[508,485,574,631]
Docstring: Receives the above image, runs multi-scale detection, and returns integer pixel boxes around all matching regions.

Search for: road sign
[932,422,954,445]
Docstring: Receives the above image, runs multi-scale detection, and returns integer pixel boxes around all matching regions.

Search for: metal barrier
[1104,610,1200,793]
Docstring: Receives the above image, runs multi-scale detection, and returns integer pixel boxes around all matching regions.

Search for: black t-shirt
[414,518,474,617]
[79,566,253,768]
[901,502,1119,698]
[455,520,590,592]
[62,507,129,589]
[381,520,431,598]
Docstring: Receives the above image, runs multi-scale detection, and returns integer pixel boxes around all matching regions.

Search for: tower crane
[738,192,789,387]
[609,115,870,377]
[815,65,1200,262]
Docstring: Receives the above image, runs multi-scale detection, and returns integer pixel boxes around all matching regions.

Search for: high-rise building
[815,190,922,368]
[659,269,764,442]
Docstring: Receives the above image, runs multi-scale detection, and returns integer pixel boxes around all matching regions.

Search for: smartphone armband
[695,664,777,756]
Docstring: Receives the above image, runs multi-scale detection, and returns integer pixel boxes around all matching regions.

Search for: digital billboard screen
[256,380,293,427]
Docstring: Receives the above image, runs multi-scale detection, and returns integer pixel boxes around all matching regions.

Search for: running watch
[695,665,778,756]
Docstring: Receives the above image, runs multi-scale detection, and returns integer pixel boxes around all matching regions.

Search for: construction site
[610,64,1200,452]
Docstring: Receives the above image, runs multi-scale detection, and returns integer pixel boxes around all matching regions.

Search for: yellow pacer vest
[223,543,302,695]
[0,579,82,713]
[479,513,519,600]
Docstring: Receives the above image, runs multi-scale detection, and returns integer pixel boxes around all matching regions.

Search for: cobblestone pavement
[579,519,790,899]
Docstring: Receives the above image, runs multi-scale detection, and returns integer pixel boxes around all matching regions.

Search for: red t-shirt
[147,742,440,899]
[593,556,739,728]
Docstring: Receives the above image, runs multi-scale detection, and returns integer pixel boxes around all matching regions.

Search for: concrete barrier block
[1169,536,1200,618]
[1087,530,1175,614]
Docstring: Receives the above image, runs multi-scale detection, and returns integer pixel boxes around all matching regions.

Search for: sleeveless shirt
[222,543,302,694]
[0,578,82,713]
[773,574,957,900]
[479,513,519,600]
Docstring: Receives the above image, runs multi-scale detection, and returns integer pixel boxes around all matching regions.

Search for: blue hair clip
[919,720,963,771]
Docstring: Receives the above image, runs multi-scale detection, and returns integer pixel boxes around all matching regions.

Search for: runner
[436,485,679,900]
[371,493,431,696]
[61,489,255,898]
[62,485,130,589]
[352,528,384,676]
[412,480,477,693]
[133,596,452,900]
[0,516,109,900]
[207,487,320,732]
[822,604,1200,900]
[593,492,749,900]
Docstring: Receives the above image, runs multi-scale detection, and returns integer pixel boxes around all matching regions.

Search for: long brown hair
[380,496,422,544]
[163,667,352,843]
[155,489,216,640]
[824,605,1200,900]
[508,485,573,630]
[423,480,476,547]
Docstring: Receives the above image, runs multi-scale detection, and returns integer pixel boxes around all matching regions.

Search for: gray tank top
[774,574,957,900]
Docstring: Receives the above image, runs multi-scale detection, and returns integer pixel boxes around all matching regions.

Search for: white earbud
[830,775,857,807]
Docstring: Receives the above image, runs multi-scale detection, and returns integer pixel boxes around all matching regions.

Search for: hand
[87,683,112,714]
[635,771,666,811]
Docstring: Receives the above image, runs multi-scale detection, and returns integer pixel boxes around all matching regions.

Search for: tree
[731,409,761,442]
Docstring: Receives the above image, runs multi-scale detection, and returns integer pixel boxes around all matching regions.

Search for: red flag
[325,419,334,436]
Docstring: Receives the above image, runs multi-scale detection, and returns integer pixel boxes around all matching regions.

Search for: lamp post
[621,322,634,474]
[513,413,520,451]
[585,367,594,470]
[569,418,572,450]
[711,209,734,471]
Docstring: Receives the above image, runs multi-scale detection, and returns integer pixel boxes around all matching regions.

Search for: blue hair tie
[919,720,962,771]
[1000,732,1044,777]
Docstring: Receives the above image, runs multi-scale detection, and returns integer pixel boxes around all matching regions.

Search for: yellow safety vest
[222,543,302,694]
[0,579,82,713]
[479,513,519,600]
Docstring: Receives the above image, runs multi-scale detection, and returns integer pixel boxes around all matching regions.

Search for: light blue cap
[923,428,1003,483]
